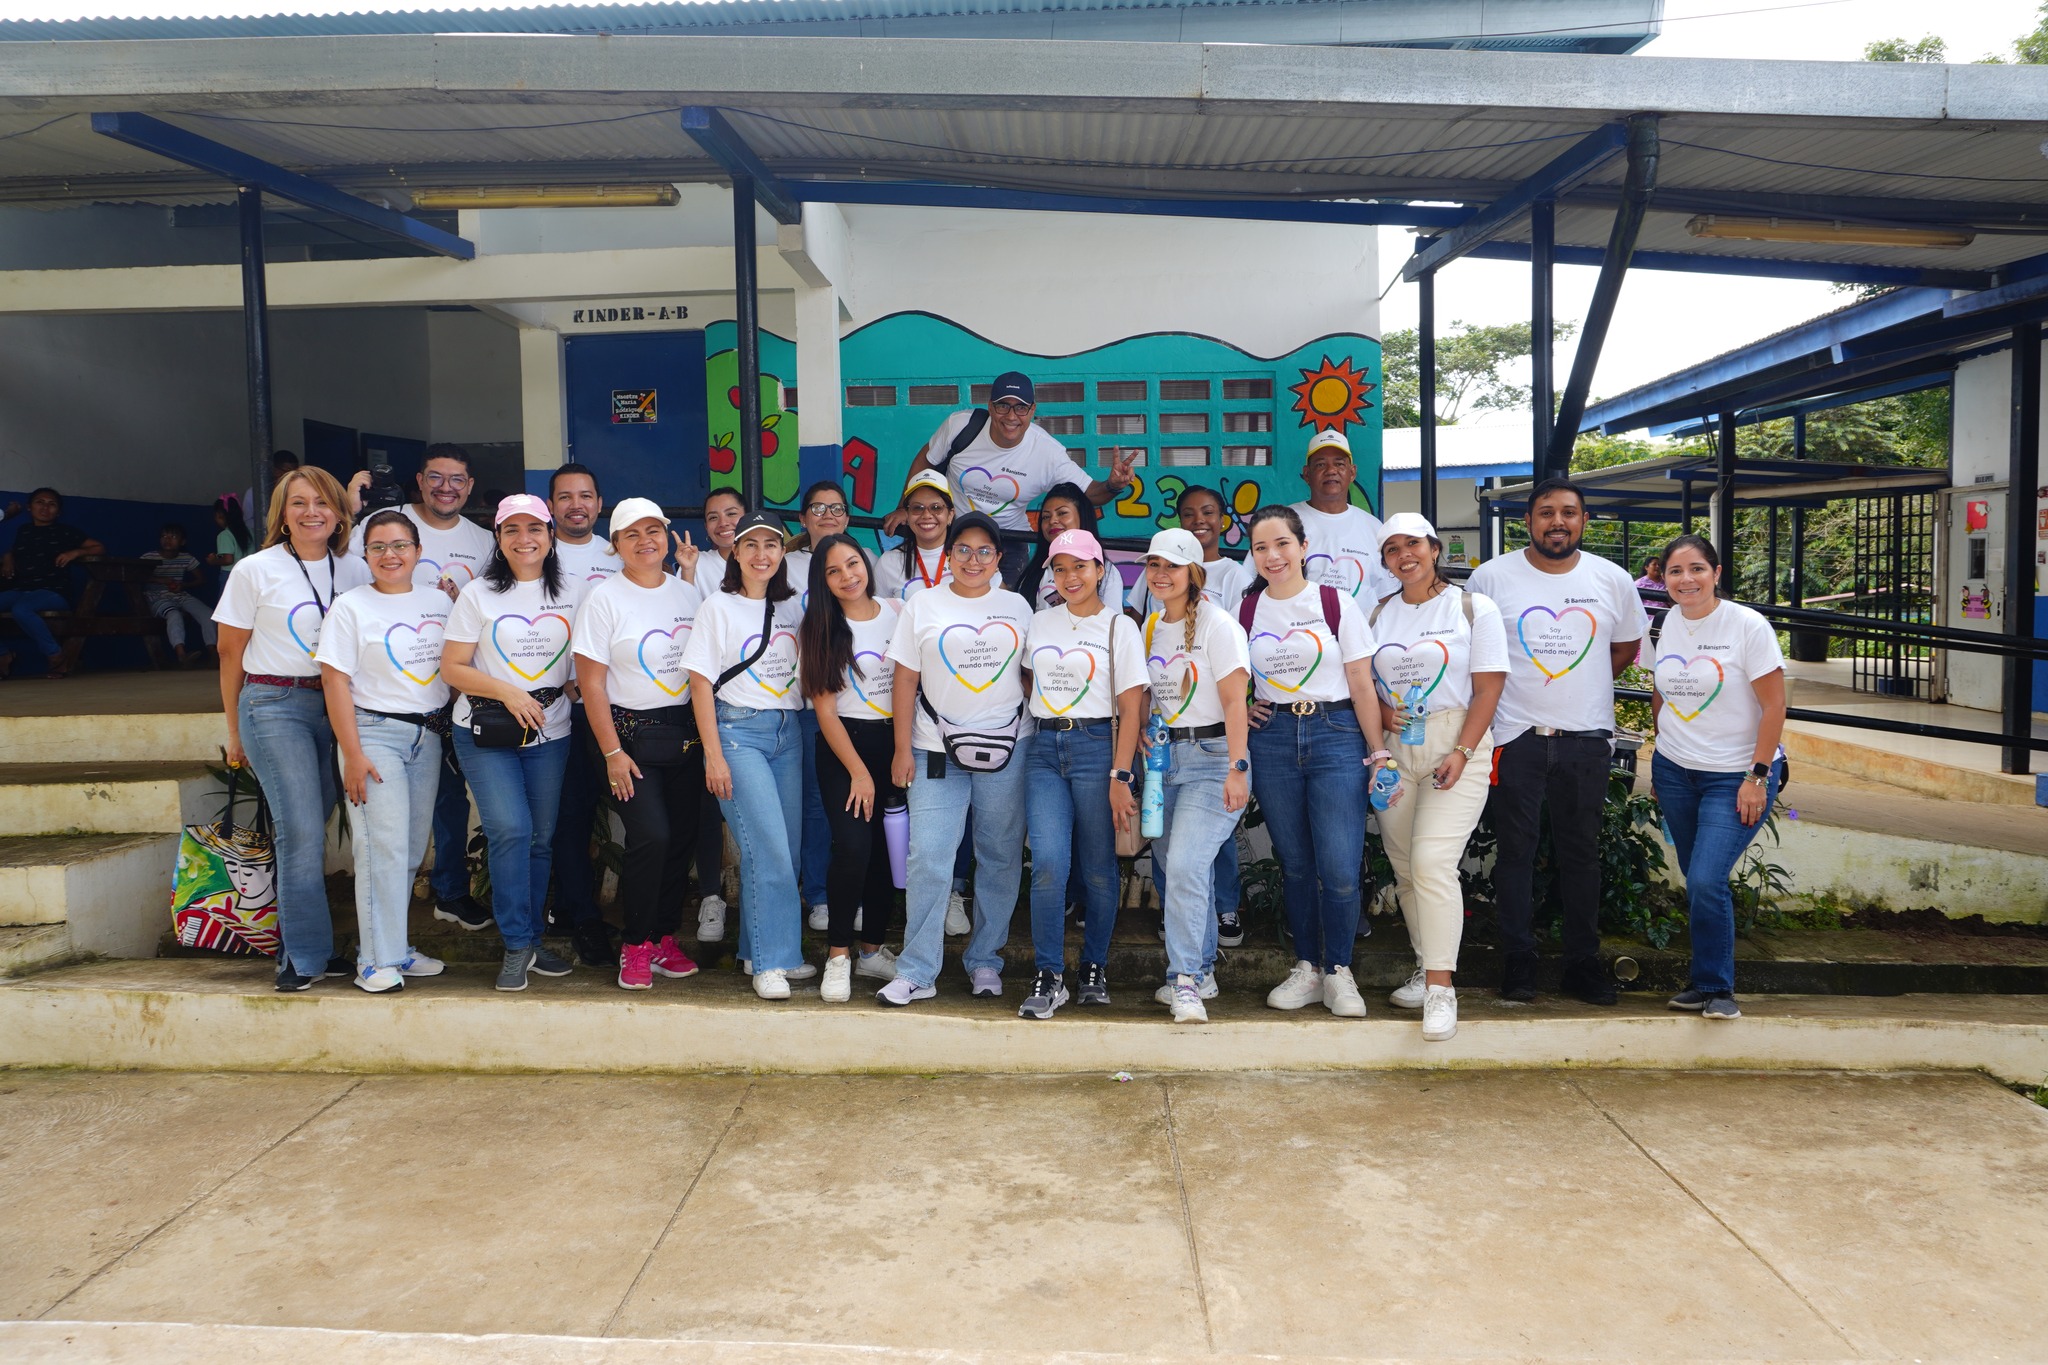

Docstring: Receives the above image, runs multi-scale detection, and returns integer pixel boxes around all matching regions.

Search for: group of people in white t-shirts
[212,390,1786,1034]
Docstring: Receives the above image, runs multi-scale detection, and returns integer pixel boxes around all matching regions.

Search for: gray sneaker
[1018,969,1068,1020]
[1702,995,1742,1020]
[1076,962,1111,1007]
[530,946,575,977]
[496,947,535,992]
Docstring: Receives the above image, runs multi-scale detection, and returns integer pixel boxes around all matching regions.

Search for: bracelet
[602,746,624,759]
[1366,749,1393,764]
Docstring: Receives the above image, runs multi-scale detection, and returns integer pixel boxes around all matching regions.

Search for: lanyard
[286,545,337,617]
[914,546,945,589]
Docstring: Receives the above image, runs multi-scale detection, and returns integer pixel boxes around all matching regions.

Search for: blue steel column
[1530,199,1555,478]
[1419,268,1439,525]
[1715,409,1738,597]
[238,186,275,517]
[1789,411,1807,608]
[2003,320,2040,775]
[732,175,764,511]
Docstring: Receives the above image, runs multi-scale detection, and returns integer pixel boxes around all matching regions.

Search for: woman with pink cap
[1016,527,1146,1019]
[441,493,584,993]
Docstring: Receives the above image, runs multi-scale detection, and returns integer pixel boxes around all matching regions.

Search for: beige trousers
[1376,707,1494,972]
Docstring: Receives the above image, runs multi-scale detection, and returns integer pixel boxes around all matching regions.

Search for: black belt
[361,707,440,728]
[1527,726,1613,739]
[1166,722,1227,741]
[1275,699,1353,717]
[1038,716,1109,731]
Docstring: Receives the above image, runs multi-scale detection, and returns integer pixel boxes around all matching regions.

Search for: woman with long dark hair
[442,494,582,993]
[1019,482,1125,614]
[799,532,904,1002]
[781,479,851,934]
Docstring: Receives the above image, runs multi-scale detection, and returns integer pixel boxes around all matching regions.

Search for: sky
[6,0,2043,422]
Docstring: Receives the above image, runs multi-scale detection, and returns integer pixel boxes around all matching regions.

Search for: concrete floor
[2,1069,2044,1361]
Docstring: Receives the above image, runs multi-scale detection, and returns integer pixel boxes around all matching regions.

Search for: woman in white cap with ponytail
[1367,512,1507,1041]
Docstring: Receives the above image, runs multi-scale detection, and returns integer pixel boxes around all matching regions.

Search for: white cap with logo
[607,497,668,539]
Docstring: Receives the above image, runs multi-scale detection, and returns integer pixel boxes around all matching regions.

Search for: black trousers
[612,729,706,948]
[1486,731,1611,963]
[813,716,904,950]
[695,802,725,899]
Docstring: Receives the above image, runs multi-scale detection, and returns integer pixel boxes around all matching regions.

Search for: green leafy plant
[1614,662,1656,736]
[1731,812,1795,935]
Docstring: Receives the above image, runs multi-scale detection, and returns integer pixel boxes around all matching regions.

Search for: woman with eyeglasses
[781,480,852,936]
[879,511,1033,1006]
[872,471,955,603]
[1239,505,1386,1019]
[316,508,451,993]
[441,494,584,994]
[1019,483,1125,615]
[680,509,811,1000]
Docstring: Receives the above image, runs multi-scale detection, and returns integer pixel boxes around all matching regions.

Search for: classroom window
[970,384,991,404]
[1160,446,1211,467]
[846,385,897,407]
[1223,378,1273,400]
[1099,446,1148,466]
[909,384,960,405]
[1097,380,1148,402]
[1037,414,1086,436]
[1160,380,1212,401]
[1224,411,1272,433]
[1159,412,1209,434]
[1097,413,1147,435]
[1222,445,1272,466]
[1036,382,1086,403]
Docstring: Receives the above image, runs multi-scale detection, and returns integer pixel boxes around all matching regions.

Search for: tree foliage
[1866,6,2048,65]
[1381,318,1578,428]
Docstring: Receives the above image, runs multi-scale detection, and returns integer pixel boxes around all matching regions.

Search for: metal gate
[1850,492,1936,698]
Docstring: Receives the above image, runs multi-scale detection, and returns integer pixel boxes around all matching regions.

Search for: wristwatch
[1110,768,1135,784]
[1454,744,1477,760]
[1745,761,1770,787]
[1230,757,1249,772]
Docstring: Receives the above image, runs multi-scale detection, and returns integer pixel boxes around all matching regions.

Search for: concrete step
[0,706,226,766]
[1782,724,2039,807]
[0,762,217,837]
[0,833,179,961]
[0,923,75,976]
[6,958,2046,1082]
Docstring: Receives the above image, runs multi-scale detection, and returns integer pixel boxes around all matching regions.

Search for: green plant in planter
[1731,812,1794,935]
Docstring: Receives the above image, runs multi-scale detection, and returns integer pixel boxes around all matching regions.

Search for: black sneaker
[275,964,319,992]
[570,923,618,968]
[433,895,494,931]
[529,946,576,977]
[1017,968,1068,1020]
[1216,910,1245,948]
[1500,952,1539,1003]
[1076,962,1111,1007]
[323,956,353,978]
[1560,958,1619,1007]
[1667,988,1713,1011]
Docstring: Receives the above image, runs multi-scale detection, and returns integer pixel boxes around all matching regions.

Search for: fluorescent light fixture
[408,184,681,210]
[1684,214,1973,250]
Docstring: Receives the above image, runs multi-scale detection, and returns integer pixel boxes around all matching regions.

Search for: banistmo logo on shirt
[637,623,692,697]
[1248,629,1325,693]
[384,620,446,686]
[490,610,572,682]
[1030,644,1097,716]
[1515,605,1597,683]
[938,621,1021,694]
[1654,652,1727,722]
[740,630,799,698]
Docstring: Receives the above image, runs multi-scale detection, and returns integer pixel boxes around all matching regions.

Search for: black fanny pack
[467,687,564,749]
[612,704,698,767]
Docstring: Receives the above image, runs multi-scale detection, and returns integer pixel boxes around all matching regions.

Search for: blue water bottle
[1369,760,1402,812]
[1400,683,1427,746]
[1141,713,1169,839]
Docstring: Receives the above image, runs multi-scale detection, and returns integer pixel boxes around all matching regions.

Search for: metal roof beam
[1651,370,1952,436]
[1460,240,1991,290]
[88,111,473,259]
[786,178,1470,228]
[1400,121,1629,282]
[1567,184,2048,231]
[682,106,800,226]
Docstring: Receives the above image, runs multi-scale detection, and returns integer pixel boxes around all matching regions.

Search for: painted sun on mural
[1289,355,1376,433]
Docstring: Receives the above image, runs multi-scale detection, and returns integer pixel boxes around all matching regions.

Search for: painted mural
[703,320,800,507]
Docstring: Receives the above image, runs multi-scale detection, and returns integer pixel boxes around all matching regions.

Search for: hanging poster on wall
[612,389,658,424]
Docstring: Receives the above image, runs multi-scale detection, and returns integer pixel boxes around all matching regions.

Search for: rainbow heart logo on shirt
[1030,644,1097,715]
[957,467,1022,517]
[938,621,1021,693]
[491,612,572,682]
[849,650,893,717]
[1248,628,1324,693]
[1372,640,1449,705]
[637,624,692,697]
[1147,650,1201,722]
[1516,606,1597,682]
[1654,653,1726,722]
[1305,553,1367,597]
[384,620,445,686]
[740,629,800,698]
[286,601,323,658]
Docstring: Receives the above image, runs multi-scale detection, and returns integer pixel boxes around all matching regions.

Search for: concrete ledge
[1782,727,2037,807]
[0,923,74,976]
[0,835,178,952]
[6,961,2046,1085]
[0,763,215,837]
[0,712,226,766]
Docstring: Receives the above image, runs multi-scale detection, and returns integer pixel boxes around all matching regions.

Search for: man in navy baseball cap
[988,371,1036,406]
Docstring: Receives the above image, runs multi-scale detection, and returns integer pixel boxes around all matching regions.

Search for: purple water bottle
[883,803,909,889]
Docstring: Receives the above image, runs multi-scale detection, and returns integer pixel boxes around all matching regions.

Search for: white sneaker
[753,968,791,1000]
[355,965,404,993]
[1323,966,1367,1018]
[808,903,830,932]
[1390,966,1427,1009]
[820,954,853,1003]
[945,892,971,937]
[697,895,728,943]
[1422,984,1458,1041]
[1154,971,1218,1004]
[877,976,936,1007]
[1170,974,1208,1024]
[739,958,817,981]
[1266,960,1324,1011]
[397,950,445,978]
[854,946,899,981]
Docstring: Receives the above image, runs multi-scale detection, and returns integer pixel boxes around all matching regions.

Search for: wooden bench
[0,558,173,671]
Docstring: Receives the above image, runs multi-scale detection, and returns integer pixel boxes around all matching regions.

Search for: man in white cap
[1290,429,1400,605]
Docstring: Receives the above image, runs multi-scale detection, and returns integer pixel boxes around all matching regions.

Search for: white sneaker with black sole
[1390,966,1427,1010]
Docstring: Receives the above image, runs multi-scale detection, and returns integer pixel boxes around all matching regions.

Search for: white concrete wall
[427,309,521,444]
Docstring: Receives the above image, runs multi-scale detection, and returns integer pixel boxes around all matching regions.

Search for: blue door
[564,331,709,511]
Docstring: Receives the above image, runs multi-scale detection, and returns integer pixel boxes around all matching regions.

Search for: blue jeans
[349,712,440,970]
[898,742,1031,989]
[0,588,65,661]
[547,703,602,927]
[1152,738,1243,980]
[714,702,804,973]
[237,683,338,977]
[428,735,471,903]
[1248,705,1367,970]
[1652,750,1781,998]
[1025,721,1119,972]
[798,708,831,907]
[453,728,568,952]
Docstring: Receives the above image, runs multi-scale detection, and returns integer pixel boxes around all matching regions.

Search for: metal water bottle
[1141,713,1169,839]
[1400,683,1427,745]
[882,803,909,889]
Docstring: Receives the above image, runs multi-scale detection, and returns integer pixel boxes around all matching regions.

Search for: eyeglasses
[991,399,1032,413]
[805,502,849,517]
[950,544,999,564]
[364,540,417,555]
[905,501,950,516]
[423,472,472,489]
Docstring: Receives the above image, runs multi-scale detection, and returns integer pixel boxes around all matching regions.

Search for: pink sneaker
[651,935,700,979]
[618,940,655,991]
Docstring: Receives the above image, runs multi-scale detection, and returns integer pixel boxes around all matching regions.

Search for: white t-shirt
[571,571,703,712]
[1468,549,1649,744]
[683,547,729,595]
[873,543,952,602]
[316,584,453,715]
[1290,502,1402,604]
[783,548,817,613]
[926,410,1090,533]
[1651,600,1785,773]
[554,536,623,590]
[1132,555,1252,618]
[1025,604,1146,723]
[1368,586,1509,717]
[444,574,582,742]
[679,590,804,711]
[1143,604,1251,730]
[347,507,494,593]
[1244,582,1374,706]
[886,582,1032,752]
[213,545,371,678]
[814,600,903,723]
[1029,559,1126,615]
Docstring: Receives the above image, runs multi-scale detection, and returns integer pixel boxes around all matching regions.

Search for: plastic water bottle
[1141,713,1169,839]
[1369,761,1402,812]
[882,803,909,889]
[1400,684,1427,746]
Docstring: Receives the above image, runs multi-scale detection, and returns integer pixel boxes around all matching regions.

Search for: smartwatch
[1230,757,1249,773]
[1749,762,1771,779]
[1110,768,1136,784]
